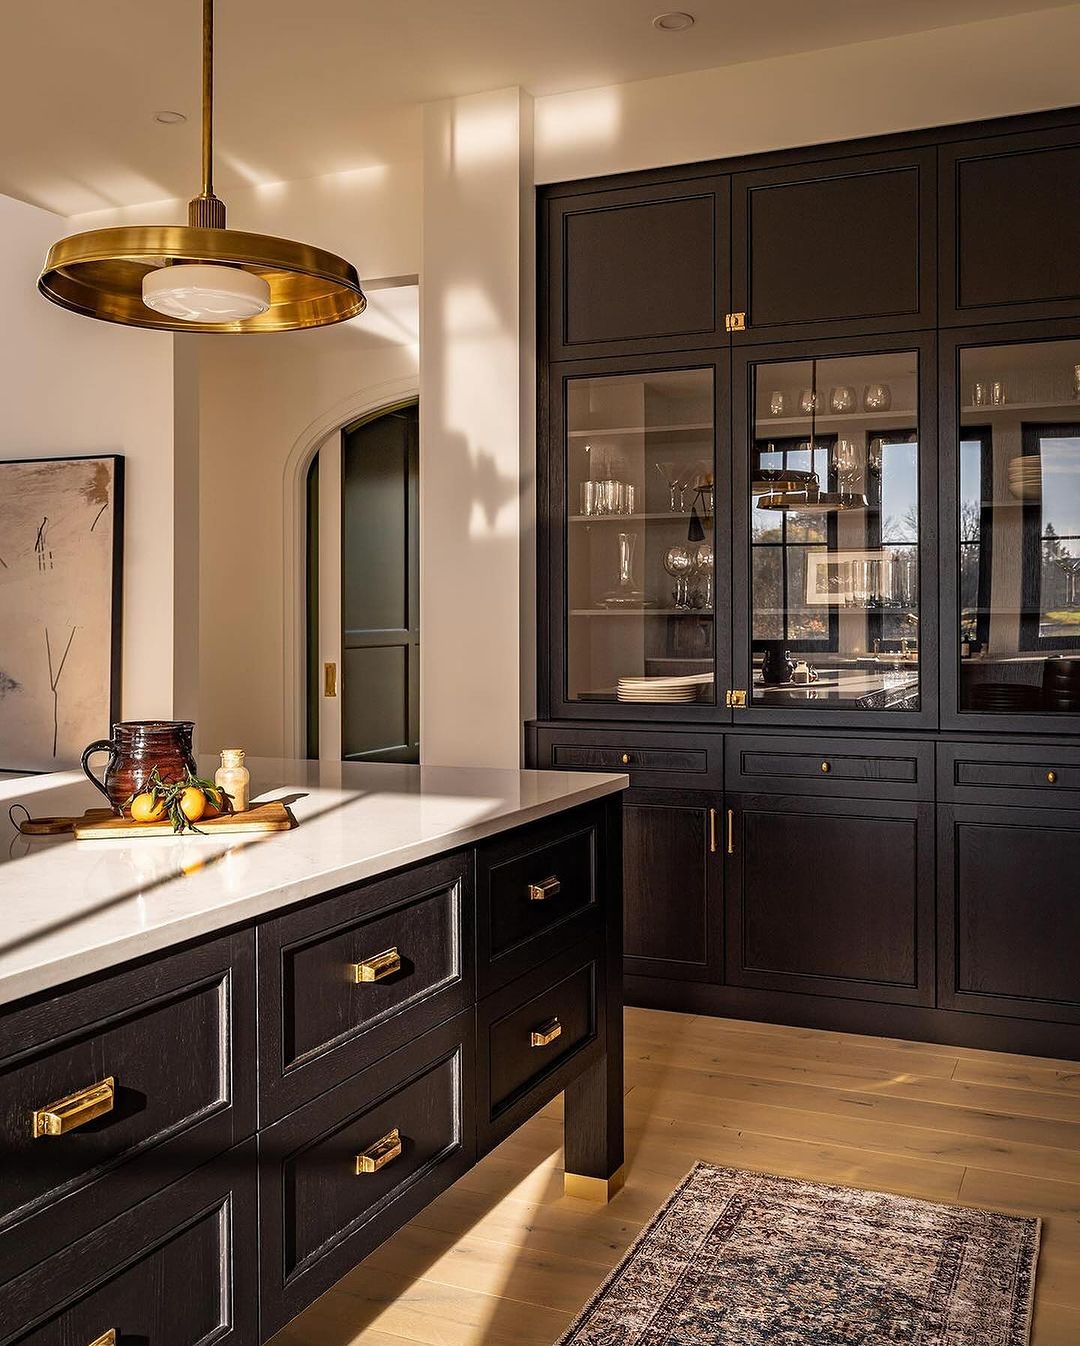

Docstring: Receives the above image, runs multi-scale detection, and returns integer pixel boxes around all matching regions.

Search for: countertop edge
[0,772,627,1011]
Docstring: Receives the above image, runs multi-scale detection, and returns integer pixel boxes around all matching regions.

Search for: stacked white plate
[617,673,714,703]
[1008,457,1042,500]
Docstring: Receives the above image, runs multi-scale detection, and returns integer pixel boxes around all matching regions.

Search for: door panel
[733,149,935,343]
[546,176,731,361]
[726,793,934,1004]
[622,789,722,981]
[938,804,1080,1023]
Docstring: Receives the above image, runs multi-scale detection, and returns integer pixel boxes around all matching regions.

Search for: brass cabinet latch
[352,947,402,983]
[725,690,748,709]
[724,311,746,332]
[530,1017,562,1048]
[33,1077,116,1139]
[355,1127,402,1174]
[528,876,561,902]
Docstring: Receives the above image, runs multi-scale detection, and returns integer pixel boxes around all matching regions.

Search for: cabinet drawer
[477,805,604,993]
[257,851,472,1120]
[725,733,933,800]
[530,724,722,791]
[0,1140,257,1346]
[937,741,1080,809]
[478,947,602,1149]
[0,932,255,1284]
[258,1013,473,1336]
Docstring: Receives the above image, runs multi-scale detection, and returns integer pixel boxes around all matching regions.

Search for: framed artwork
[0,455,123,771]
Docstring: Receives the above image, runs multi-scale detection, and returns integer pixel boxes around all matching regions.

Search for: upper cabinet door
[941,125,1080,326]
[545,175,731,362]
[731,148,936,344]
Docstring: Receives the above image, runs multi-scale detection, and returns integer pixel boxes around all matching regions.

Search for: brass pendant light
[38,0,366,333]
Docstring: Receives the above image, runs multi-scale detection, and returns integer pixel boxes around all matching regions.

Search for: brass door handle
[528,876,561,901]
[726,808,735,855]
[355,1127,402,1174]
[530,1017,562,1047]
[709,808,718,854]
[85,1333,116,1346]
[352,947,401,983]
[33,1076,115,1138]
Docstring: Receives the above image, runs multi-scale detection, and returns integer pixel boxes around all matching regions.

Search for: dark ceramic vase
[82,721,197,815]
[759,644,795,686]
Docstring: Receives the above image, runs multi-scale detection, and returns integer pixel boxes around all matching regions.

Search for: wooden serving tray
[73,800,296,839]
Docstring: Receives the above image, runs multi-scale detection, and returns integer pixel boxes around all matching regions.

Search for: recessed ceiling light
[653,11,695,30]
[154,110,187,125]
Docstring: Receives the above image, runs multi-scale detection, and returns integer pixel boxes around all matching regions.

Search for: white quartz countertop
[0,758,627,1008]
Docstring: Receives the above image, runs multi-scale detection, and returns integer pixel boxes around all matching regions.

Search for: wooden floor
[271,1008,1080,1346]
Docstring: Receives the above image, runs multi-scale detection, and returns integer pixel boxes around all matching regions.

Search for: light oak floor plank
[269,1010,1074,1346]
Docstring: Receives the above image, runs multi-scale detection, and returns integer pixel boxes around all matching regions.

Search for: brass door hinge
[725,311,746,333]
[725,689,748,709]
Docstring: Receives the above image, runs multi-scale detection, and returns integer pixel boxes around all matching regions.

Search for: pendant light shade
[38,0,365,334]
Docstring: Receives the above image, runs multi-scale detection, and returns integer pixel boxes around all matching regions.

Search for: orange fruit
[179,787,207,822]
[131,792,166,823]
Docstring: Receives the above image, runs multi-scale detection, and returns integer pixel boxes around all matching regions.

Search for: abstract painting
[0,456,123,771]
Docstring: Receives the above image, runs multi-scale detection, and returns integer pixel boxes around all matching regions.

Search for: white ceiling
[5,0,1074,216]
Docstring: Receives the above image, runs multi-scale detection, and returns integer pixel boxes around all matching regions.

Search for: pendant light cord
[201,0,214,199]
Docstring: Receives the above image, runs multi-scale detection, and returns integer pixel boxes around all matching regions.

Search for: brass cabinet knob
[33,1077,115,1139]
[1047,770,1058,784]
[620,752,631,765]
[528,876,561,901]
[355,1127,402,1174]
[820,760,831,774]
[352,947,401,983]
[530,1017,562,1048]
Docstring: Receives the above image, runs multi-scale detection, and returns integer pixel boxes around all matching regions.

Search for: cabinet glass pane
[957,338,1080,715]
[566,368,715,704]
[748,351,920,711]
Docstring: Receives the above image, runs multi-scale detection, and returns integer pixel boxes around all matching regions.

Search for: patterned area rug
[559,1164,1040,1346]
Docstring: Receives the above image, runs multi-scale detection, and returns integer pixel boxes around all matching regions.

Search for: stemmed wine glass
[692,542,715,609]
[664,545,694,608]
[655,462,680,512]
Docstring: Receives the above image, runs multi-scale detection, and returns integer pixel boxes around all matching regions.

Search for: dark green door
[340,401,419,763]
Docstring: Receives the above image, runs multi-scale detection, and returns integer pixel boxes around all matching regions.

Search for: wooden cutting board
[72,800,296,840]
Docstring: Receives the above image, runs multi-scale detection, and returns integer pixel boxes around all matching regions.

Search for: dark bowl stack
[968,681,1044,713]
[1042,657,1080,712]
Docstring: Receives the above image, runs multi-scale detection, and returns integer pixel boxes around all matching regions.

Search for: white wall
[419,89,535,768]
[194,301,419,758]
[534,6,1080,183]
[0,192,180,726]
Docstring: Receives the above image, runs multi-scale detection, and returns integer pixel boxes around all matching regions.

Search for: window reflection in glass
[958,340,1080,714]
[749,351,920,710]
[565,368,716,704]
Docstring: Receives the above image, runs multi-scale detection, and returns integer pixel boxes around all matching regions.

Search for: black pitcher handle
[81,739,117,806]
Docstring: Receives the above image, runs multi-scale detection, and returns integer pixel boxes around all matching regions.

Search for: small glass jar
[215,748,250,814]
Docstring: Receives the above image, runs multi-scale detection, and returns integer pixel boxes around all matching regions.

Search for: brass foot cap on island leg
[564,1165,626,1203]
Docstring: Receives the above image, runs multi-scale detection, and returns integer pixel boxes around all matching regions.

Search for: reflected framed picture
[805,548,891,607]
[0,455,123,771]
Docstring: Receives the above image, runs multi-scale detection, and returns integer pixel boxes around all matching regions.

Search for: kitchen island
[0,759,627,1345]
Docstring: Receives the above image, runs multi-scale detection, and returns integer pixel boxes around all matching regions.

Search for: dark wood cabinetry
[731,148,935,343]
[0,798,625,1344]
[726,793,934,1005]
[533,105,1080,1061]
[545,176,731,361]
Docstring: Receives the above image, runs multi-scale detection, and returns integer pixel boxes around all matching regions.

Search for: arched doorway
[306,399,419,763]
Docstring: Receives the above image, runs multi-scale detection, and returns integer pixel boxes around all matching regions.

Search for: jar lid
[221,747,245,766]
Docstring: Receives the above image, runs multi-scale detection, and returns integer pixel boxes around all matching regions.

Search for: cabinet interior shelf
[570,608,714,617]
[568,512,710,524]
[568,423,712,438]
[757,410,915,432]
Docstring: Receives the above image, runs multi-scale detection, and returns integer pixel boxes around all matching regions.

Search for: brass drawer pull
[355,1127,402,1174]
[821,760,831,773]
[33,1076,115,1138]
[530,1017,562,1048]
[1047,770,1058,784]
[529,876,561,902]
[85,1332,116,1346]
[352,947,401,983]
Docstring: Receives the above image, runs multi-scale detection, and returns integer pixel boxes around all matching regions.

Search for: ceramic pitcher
[81,721,197,815]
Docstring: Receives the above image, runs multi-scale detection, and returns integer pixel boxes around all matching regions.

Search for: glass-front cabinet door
[555,361,725,718]
[732,339,934,725]
[944,331,1080,729]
